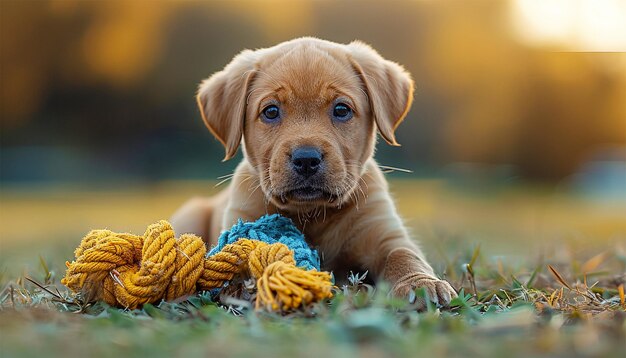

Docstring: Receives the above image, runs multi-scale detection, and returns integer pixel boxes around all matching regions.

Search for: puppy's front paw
[391,273,457,308]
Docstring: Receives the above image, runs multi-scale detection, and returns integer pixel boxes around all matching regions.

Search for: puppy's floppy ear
[197,50,257,161]
[348,41,414,146]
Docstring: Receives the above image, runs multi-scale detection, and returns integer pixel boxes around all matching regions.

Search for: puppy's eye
[332,103,353,122]
[261,105,281,123]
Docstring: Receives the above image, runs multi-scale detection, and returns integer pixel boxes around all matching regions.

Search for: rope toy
[61,214,333,311]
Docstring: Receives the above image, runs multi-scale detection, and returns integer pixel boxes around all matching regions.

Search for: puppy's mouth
[279,186,337,204]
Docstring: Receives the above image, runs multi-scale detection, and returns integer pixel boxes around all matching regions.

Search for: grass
[1,180,625,357]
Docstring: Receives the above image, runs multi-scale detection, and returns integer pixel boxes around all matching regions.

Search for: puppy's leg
[170,188,229,245]
[341,167,457,308]
[382,246,457,308]
[170,197,214,239]
[369,167,454,307]
[346,222,457,308]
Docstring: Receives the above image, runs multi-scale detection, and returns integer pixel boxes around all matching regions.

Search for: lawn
[1,180,624,357]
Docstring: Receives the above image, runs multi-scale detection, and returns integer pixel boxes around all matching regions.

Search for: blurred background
[1,0,625,277]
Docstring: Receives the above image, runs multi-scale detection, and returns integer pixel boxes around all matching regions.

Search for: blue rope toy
[208,214,321,271]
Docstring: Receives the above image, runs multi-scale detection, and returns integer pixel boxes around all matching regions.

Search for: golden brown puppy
[171,37,456,307]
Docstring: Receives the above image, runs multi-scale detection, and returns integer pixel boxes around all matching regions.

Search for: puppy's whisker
[343,163,368,201]
[216,173,235,180]
[215,172,236,187]
[239,175,256,190]
[348,173,365,202]
[242,180,262,207]
[233,174,255,192]
[349,180,360,209]
[378,164,413,174]
[358,175,369,191]
[344,173,366,209]
[215,177,233,187]
[357,179,368,203]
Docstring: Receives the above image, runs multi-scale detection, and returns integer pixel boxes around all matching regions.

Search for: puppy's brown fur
[171,38,456,307]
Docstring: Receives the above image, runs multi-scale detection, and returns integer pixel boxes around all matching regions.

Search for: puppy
[171,37,456,307]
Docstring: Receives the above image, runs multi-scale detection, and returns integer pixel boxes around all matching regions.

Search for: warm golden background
[1,0,625,278]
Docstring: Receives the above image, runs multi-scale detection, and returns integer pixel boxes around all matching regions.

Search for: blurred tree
[1,0,624,183]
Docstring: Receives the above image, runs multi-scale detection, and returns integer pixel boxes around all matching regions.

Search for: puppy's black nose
[291,147,322,178]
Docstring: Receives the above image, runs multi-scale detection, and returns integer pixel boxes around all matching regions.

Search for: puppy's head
[197,38,413,211]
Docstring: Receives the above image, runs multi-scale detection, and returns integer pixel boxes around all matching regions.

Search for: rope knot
[63,216,333,311]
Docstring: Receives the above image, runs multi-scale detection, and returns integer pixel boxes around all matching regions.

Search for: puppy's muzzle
[283,146,334,203]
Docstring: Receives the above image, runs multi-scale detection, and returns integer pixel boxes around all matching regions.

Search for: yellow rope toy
[61,220,333,311]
